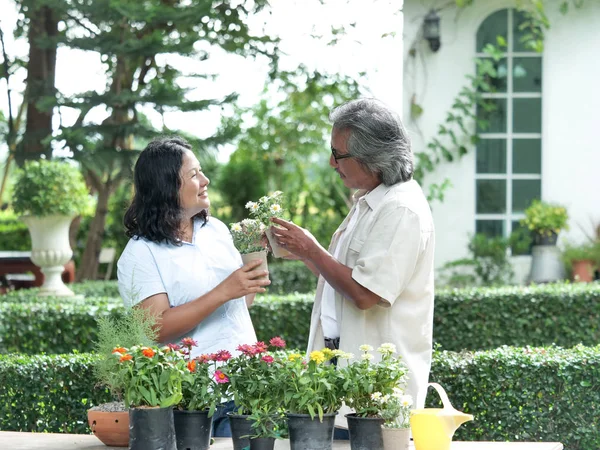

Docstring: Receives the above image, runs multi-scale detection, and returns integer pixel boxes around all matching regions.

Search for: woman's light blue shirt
[117,217,257,357]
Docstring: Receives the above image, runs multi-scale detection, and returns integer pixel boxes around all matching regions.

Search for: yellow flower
[310,350,326,364]
[321,348,334,359]
[288,353,303,362]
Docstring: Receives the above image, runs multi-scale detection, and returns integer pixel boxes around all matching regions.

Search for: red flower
[187,360,196,372]
[261,355,274,364]
[112,347,127,354]
[197,354,212,363]
[167,343,181,352]
[181,337,198,348]
[237,344,256,356]
[142,348,155,358]
[269,337,286,348]
[214,370,229,384]
[215,350,232,362]
[119,354,133,362]
[253,341,268,354]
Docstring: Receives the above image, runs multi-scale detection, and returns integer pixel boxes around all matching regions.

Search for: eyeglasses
[331,146,354,162]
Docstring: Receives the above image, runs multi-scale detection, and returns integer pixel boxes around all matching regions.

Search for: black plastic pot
[227,412,253,450]
[173,409,213,450]
[345,413,384,450]
[129,406,176,450]
[249,436,275,450]
[286,412,336,450]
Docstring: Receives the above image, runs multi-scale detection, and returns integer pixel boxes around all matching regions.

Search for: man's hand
[270,217,323,261]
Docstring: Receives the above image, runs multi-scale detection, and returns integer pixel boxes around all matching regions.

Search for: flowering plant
[113,344,187,408]
[521,200,569,237]
[230,219,267,254]
[279,347,352,421]
[219,337,288,438]
[245,191,286,226]
[175,338,230,416]
[372,389,413,428]
[339,343,409,418]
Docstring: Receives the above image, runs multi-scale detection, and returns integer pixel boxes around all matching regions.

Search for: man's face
[330,127,380,191]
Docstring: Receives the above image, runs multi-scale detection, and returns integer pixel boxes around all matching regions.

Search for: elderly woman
[117,136,269,435]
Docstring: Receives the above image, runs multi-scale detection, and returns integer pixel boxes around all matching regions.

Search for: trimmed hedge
[1,283,599,354]
[1,346,598,449]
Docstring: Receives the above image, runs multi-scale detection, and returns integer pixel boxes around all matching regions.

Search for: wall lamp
[423,9,441,52]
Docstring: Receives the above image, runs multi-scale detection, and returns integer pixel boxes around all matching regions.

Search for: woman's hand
[270,217,323,261]
[215,258,270,301]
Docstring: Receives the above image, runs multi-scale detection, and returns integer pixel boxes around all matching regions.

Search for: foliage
[431,344,600,450]
[279,348,350,420]
[3,346,599,447]
[12,159,91,217]
[339,344,409,418]
[374,390,413,429]
[113,344,186,408]
[246,191,286,226]
[93,307,158,399]
[521,199,569,237]
[177,338,227,415]
[230,219,267,255]
[562,240,600,275]
[267,260,316,295]
[0,209,30,250]
[214,66,361,247]
[438,230,531,287]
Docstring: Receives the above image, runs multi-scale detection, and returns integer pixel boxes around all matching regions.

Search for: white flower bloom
[271,190,283,197]
[371,392,382,400]
[359,344,374,352]
[378,343,397,354]
[231,223,242,232]
[382,394,390,403]
[259,223,266,231]
[361,353,374,361]
[400,395,413,407]
[269,204,282,214]
[241,219,254,226]
[392,387,404,397]
[245,201,257,210]
[259,196,269,203]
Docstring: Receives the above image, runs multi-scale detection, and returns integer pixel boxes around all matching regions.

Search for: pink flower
[181,337,198,348]
[167,343,181,352]
[215,350,232,362]
[237,344,256,356]
[214,370,229,384]
[253,341,268,354]
[197,354,212,363]
[269,336,286,348]
[262,355,274,364]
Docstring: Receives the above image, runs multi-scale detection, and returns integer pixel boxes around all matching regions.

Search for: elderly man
[271,98,435,413]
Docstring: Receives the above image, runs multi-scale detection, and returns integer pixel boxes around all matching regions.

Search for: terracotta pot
[88,409,129,447]
[572,259,595,283]
[241,250,268,279]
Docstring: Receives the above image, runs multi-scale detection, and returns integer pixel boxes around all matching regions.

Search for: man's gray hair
[329,98,413,185]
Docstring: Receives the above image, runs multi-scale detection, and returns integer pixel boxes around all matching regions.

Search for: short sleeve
[351,206,422,306]
[117,240,167,306]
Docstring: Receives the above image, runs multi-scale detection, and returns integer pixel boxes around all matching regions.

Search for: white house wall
[403,0,600,282]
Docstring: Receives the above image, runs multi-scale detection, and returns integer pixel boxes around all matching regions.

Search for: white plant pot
[21,214,76,297]
[240,250,269,279]
[266,227,292,259]
[382,426,410,450]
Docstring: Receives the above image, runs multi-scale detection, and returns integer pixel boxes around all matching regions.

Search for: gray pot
[129,407,176,450]
[286,413,336,450]
[528,244,566,283]
[173,409,212,450]
[345,413,384,450]
[227,413,253,450]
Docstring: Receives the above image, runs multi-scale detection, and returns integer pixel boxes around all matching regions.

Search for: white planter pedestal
[21,214,76,297]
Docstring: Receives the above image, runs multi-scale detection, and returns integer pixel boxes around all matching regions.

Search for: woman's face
[178,150,210,217]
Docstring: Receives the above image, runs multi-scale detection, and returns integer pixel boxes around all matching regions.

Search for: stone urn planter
[21,214,77,296]
[87,403,129,447]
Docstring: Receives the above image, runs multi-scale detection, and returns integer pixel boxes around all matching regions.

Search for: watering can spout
[453,412,474,429]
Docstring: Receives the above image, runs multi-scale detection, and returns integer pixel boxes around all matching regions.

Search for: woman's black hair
[124,136,207,245]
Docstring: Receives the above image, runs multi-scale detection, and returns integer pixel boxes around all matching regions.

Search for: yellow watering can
[410,383,474,450]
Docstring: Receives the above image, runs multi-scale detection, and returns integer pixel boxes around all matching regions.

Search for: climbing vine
[411,0,587,202]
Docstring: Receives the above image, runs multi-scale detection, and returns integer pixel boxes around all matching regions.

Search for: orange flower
[112,347,127,354]
[119,354,133,362]
[142,348,156,358]
[187,360,196,373]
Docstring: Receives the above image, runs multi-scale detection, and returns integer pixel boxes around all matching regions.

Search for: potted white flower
[12,159,91,296]
[374,389,413,450]
[245,191,290,258]
[230,219,269,275]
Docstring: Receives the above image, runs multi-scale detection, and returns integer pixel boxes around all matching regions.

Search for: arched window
[474,8,542,241]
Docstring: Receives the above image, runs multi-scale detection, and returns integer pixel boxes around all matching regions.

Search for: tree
[215,66,363,246]
[33,0,279,280]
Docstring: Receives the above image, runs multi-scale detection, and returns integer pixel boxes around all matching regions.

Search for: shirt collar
[352,183,392,211]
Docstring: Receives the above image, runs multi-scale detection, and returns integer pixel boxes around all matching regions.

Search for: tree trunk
[76,184,111,281]
[17,4,58,166]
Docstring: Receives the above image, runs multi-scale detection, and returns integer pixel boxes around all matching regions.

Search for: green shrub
[0,210,30,251]
[430,345,600,450]
[1,346,598,448]
[0,353,112,433]
[267,260,316,294]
